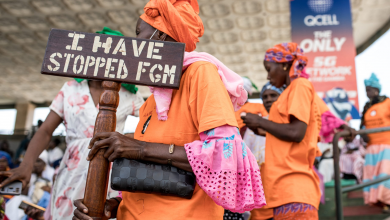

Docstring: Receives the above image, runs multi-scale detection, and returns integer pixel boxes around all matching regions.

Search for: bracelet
[112,197,121,204]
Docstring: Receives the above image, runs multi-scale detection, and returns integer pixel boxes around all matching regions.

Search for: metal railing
[332,126,390,220]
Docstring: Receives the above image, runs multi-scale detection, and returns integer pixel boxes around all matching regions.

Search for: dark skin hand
[74,18,191,219]
[87,131,192,172]
[249,89,281,136]
[41,185,51,193]
[25,206,44,220]
[73,198,121,220]
[242,113,307,142]
[0,81,102,189]
[340,124,357,140]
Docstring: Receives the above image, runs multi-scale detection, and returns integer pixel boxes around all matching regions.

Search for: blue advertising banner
[290,0,360,120]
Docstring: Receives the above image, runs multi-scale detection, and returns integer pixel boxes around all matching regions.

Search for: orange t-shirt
[117,61,238,220]
[363,98,390,146]
[262,78,322,209]
[316,94,329,115]
[235,102,268,129]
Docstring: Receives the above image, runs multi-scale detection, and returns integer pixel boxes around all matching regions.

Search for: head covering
[0,151,13,168]
[38,150,49,165]
[264,42,308,79]
[242,77,253,95]
[140,0,204,52]
[260,82,284,99]
[364,73,381,92]
[74,27,138,94]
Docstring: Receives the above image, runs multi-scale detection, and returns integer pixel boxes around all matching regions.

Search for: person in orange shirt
[73,1,266,220]
[235,77,267,136]
[242,43,322,220]
[246,82,284,220]
[360,73,390,212]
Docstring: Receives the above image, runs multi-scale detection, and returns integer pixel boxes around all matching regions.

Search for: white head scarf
[38,150,49,165]
[242,77,253,95]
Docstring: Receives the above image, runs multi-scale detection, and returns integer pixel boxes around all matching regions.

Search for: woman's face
[366,86,379,100]
[135,18,176,42]
[264,61,288,88]
[262,89,280,113]
[136,18,159,39]
[0,158,8,172]
[33,159,46,176]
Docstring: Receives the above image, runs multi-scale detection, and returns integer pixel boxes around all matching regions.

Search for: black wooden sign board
[41,29,185,89]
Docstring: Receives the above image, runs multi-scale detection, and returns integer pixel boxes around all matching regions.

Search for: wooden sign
[41,28,185,89]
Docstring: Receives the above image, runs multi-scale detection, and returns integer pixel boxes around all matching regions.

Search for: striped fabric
[363,144,390,205]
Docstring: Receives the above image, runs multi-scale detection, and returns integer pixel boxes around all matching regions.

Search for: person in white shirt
[47,139,63,168]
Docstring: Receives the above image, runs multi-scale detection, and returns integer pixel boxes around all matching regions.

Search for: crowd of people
[0,0,389,220]
[0,137,63,220]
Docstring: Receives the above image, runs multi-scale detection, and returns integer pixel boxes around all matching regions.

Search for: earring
[283,66,287,71]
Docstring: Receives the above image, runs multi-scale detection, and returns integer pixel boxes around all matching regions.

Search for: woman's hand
[73,198,122,220]
[0,164,33,188]
[256,128,267,136]
[88,132,145,162]
[241,113,263,132]
[41,185,51,192]
[25,206,44,220]
[339,124,357,140]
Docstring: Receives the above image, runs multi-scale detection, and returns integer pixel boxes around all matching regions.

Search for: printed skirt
[363,144,390,205]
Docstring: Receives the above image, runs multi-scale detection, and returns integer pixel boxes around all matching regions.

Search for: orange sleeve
[287,79,313,125]
[259,103,268,117]
[235,107,246,129]
[235,103,268,129]
[189,63,238,133]
[315,94,329,115]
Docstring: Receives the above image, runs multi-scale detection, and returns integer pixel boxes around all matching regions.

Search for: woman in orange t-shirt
[72,1,266,220]
[247,82,284,220]
[361,73,390,211]
[242,43,322,220]
[235,77,268,136]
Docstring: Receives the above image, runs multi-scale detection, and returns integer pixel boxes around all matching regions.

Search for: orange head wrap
[140,0,204,52]
[264,42,308,79]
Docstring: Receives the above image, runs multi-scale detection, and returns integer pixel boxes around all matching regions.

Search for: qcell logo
[304,14,339,26]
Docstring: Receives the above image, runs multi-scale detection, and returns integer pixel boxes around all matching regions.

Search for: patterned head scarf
[364,73,381,93]
[264,42,308,79]
[75,27,138,94]
[140,0,204,52]
[260,82,284,99]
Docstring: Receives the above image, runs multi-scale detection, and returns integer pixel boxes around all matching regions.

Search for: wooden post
[83,81,120,219]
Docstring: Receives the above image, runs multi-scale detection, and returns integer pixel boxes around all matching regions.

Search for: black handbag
[111,158,196,199]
